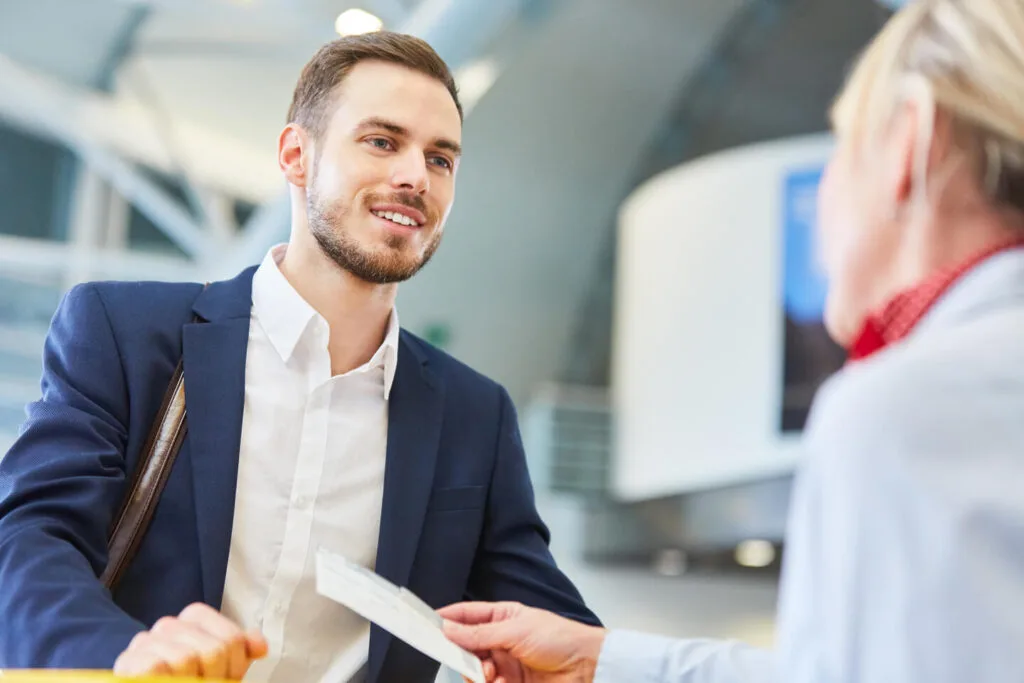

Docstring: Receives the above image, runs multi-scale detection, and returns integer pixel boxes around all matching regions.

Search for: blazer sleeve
[463,386,601,626]
[0,283,146,668]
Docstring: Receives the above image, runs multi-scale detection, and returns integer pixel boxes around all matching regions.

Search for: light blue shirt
[595,249,1024,683]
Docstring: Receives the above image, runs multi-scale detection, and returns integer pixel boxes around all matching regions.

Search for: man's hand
[113,602,268,679]
[440,601,606,683]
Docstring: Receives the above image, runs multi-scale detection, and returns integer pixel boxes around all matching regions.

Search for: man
[0,31,598,681]
[440,1,1024,682]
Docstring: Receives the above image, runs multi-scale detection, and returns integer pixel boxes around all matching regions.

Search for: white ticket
[315,547,485,683]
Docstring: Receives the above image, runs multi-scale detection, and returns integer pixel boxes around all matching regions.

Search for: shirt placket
[261,322,333,678]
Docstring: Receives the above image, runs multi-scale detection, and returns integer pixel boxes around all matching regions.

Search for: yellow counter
[0,672,226,682]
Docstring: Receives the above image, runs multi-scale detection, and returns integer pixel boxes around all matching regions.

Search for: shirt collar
[378,307,401,400]
[847,235,1024,362]
[251,244,401,399]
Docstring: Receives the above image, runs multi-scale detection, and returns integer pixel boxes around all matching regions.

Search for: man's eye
[429,156,452,170]
[368,138,393,150]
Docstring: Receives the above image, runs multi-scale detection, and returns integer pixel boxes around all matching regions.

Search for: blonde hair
[831,0,1024,210]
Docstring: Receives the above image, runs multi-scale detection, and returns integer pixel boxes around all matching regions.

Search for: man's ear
[279,123,312,188]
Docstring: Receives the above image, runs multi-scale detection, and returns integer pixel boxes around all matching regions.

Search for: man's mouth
[371,208,423,228]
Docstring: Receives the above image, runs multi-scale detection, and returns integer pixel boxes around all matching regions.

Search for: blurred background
[0,0,906,673]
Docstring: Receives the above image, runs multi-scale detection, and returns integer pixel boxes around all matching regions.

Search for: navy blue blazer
[0,266,599,681]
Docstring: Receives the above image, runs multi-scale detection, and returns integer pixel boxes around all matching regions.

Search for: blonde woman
[440,1,1024,682]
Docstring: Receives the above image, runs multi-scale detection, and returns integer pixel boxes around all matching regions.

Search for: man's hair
[287,31,462,140]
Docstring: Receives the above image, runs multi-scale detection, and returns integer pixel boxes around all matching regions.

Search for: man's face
[305,60,462,284]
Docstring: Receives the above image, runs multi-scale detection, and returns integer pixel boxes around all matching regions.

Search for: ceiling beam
[0,54,280,204]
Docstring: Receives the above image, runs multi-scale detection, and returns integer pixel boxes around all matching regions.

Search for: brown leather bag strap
[102,288,207,592]
[102,357,189,591]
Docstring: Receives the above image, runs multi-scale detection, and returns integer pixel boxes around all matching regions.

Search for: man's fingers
[223,637,249,681]
[179,602,267,678]
[180,602,245,641]
[136,634,201,677]
[119,605,268,681]
[113,648,171,677]
[244,629,270,659]
[154,618,229,679]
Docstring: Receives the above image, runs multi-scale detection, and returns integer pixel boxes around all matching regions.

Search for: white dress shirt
[593,249,1024,683]
[219,245,399,683]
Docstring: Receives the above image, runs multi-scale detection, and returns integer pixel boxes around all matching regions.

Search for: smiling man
[0,32,598,682]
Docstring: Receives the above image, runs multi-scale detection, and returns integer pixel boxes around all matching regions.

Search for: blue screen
[782,167,829,323]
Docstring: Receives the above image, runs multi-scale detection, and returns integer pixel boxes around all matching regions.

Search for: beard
[306,185,444,285]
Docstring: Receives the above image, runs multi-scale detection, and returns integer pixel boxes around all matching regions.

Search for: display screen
[780,167,846,431]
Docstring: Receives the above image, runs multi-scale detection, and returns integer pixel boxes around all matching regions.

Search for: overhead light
[335,8,383,36]
[734,540,776,568]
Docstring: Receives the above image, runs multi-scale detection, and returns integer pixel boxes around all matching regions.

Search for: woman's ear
[885,103,921,217]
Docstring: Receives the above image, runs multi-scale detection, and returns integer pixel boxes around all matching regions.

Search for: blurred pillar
[64,166,107,288]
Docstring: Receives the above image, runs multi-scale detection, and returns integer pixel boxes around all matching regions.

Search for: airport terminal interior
[0,0,907,679]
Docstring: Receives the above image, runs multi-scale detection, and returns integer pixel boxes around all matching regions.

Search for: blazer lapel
[369,333,445,681]
[182,268,255,607]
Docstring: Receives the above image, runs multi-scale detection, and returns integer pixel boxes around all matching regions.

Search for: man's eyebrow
[354,117,462,158]
[353,116,408,137]
[434,138,462,158]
